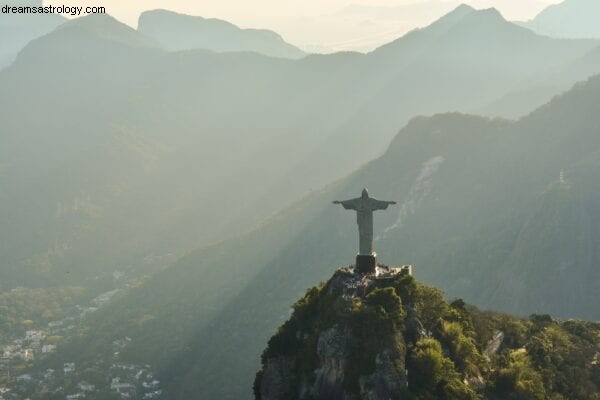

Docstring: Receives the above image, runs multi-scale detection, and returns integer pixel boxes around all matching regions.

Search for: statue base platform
[356,253,376,274]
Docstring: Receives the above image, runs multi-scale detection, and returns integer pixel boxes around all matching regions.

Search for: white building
[78,382,95,392]
[25,330,45,341]
[42,344,57,353]
[16,374,32,383]
[64,362,76,374]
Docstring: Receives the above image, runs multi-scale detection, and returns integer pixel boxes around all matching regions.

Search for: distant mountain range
[138,9,305,59]
[522,0,600,39]
[1,6,598,291]
[2,6,599,292]
[0,6,304,72]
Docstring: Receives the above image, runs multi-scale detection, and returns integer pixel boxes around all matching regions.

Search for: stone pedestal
[356,253,376,274]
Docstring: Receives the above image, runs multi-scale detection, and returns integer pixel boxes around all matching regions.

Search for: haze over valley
[1,1,600,399]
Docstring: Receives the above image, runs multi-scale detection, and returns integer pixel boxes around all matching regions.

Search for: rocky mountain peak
[255,266,412,400]
[255,265,600,400]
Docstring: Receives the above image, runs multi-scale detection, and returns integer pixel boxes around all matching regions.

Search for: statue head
[361,188,369,198]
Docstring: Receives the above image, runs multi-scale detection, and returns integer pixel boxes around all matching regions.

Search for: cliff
[255,266,600,400]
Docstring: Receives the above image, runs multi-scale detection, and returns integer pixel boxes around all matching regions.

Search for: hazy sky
[51,0,564,52]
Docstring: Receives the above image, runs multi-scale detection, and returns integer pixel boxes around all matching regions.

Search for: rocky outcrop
[255,267,600,400]
[255,266,409,400]
[258,356,296,400]
[359,349,406,400]
[484,330,504,359]
[310,326,348,399]
[405,305,426,342]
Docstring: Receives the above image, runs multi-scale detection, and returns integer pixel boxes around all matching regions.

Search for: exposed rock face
[405,305,426,342]
[259,356,295,400]
[311,326,348,399]
[256,267,408,400]
[484,330,505,358]
[359,349,406,400]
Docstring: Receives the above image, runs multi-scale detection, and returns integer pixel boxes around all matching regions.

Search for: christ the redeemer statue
[333,188,396,258]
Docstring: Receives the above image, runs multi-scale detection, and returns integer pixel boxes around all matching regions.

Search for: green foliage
[526,322,600,400]
[384,274,418,306]
[408,338,477,400]
[345,290,405,392]
[413,285,450,333]
[492,350,546,400]
[364,287,404,323]
[437,321,484,376]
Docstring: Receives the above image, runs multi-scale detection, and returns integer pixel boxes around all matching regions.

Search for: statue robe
[338,197,393,255]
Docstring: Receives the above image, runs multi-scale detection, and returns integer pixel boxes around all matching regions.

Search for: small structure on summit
[333,188,396,274]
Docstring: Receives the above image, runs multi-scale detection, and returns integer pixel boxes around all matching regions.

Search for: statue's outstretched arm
[333,198,359,210]
[371,199,397,210]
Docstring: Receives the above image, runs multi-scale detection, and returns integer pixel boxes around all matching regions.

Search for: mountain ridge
[137,9,305,59]
[0,7,65,68]
[522,0,600,39]
[6,3,599,291]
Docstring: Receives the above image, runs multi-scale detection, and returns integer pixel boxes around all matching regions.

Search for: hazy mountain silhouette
[51,74,600,400]
[0,0,65,68]
[522,0,600,39]
[138,9,305,59]
[277,4,599,204]
[2,6,600,292]
[478,41,600,118]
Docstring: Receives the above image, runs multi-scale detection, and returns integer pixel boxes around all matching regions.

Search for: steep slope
[522,0,600,39]
[0,0,65,68]
[38,75,600,400]
[138,9,304,59]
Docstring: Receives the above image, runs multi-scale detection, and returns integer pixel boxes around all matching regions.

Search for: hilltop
[256,267,600,400]
[0,2,65,68]
[138,9,305,59]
